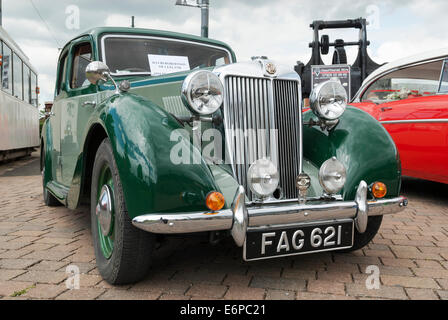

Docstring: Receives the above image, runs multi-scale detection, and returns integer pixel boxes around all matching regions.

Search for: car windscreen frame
[100,34,233,77]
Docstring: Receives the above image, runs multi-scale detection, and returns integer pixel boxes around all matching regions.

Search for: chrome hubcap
[96,185,113,236]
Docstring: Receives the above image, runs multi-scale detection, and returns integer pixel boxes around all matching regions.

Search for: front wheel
[342,215,383,252]
[91,139,155,285]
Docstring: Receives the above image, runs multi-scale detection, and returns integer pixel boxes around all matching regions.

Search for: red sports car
[351,49,448,184]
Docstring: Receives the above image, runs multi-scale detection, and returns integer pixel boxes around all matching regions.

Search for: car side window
[361,59,444,104]
[439,60,448,93]
[70,42,92,89]
[56,53,68,96]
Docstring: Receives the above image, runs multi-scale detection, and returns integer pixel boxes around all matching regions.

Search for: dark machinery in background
[295,18,383,100]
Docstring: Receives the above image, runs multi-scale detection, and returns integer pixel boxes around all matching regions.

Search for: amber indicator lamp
[205,191,225,212]
[372,182,387,199]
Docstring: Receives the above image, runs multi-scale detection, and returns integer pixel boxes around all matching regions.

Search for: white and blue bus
[0,26,39,161]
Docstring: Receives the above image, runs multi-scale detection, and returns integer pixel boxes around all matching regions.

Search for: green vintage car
[41,27,408,284]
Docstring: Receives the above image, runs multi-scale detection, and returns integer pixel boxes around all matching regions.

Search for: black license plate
[244,220,354,261]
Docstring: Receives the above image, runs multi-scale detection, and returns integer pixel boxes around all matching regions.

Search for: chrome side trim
[381,119,448,124]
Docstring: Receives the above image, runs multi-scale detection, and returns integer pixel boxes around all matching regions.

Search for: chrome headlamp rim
[310,79,348,121]
[181,70,224,116]
[318,157,347,195]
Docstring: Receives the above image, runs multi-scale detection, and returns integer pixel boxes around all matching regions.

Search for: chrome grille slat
[274,79,302,199]
[224,75,301,200]
[249,78,256,164]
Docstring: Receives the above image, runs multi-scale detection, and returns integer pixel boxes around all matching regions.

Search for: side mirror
[86,61,111,85]
[86,61,120,94]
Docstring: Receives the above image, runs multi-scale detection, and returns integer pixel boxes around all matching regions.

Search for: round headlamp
[319,157,347,195]
[247,159,279,198]
[181,70,224,116]
[310,80,348,120]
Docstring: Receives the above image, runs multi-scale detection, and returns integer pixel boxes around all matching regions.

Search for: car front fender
[94,93,221,219]
[302,106,402,200]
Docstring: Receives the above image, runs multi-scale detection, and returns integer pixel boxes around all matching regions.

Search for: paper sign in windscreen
[148,54,190,76]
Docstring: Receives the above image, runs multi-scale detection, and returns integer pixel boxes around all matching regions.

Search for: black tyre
[320,35,330,55]
[41,147,61,207]
[91,138,155,285]
[341,215,383,252]
[332,47,348,65]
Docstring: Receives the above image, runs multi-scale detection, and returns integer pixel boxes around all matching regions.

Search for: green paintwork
[302,160,323,198]
[302,106,402,200]
[41,26,401,223]
[41,27,235,218]
[208,164,242,207]
[100,93,223,218]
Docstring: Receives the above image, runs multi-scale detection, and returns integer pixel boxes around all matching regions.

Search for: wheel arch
[81,123,109,202]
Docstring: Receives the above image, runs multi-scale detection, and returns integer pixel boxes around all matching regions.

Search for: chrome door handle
[381,107,393,112]
[82,101,97,108]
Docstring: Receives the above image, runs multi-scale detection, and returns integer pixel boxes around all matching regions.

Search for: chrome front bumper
[132,181,408,247]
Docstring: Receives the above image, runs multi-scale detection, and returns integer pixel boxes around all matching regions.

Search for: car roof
[363,47,448,85]
[66,27,236,59]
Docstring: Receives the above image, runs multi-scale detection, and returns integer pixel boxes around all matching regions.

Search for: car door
[48,50,69,184]
[60,38,98,187]
[372,59,448,183]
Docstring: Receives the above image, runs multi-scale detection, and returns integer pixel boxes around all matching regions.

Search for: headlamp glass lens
[182,71,223,115]
[319,157,347,195]
[247,159,280,198]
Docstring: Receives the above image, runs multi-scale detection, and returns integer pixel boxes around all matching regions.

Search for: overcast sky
[2,0,448,107]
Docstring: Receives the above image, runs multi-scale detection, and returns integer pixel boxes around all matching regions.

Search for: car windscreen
[103,36,231,76]
[361,60,444,104]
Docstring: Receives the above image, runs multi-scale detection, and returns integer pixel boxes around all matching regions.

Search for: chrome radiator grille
[223,75,302,200]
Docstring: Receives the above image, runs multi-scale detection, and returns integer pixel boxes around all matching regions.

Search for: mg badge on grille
[266,63,277,75]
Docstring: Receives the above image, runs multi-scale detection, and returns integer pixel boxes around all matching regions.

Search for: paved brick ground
[1,153,448,300]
